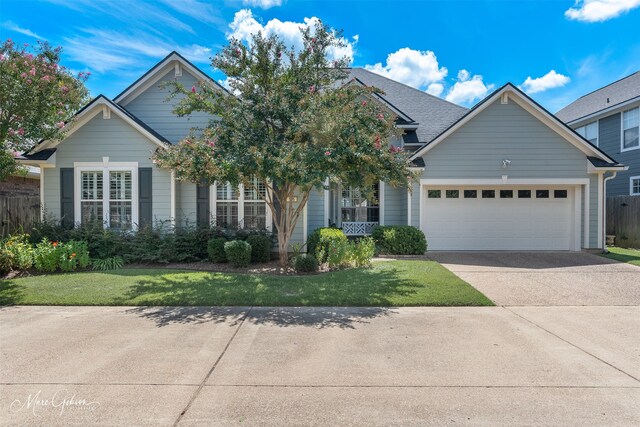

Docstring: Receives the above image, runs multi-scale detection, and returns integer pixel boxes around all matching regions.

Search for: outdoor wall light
[502,159,512,169]
[286,196,299,203]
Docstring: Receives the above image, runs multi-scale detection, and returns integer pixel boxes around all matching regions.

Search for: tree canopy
[154,22,415,265]
[0,39,89,180]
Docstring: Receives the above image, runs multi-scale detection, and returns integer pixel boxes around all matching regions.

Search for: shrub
[0,234,33,273]
[371,225,427,255]
[92,256,124,270]
[224,240,252,268]
[207,237,228,263]
[247,234,272,263]
[58,240,90,272]
[33,239,60,273]
[307,227,347,263]
[326,238,350,270]
[293,254,318,273]
[349,237,375,268]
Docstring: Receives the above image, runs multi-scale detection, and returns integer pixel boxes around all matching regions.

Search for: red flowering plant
[0,39,90,180]
[154,22,415,266]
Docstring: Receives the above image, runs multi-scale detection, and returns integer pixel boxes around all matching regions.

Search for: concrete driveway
[428,252,640,306]
[1,305,639,426]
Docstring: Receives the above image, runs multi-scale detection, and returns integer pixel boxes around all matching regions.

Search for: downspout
[602,171,617,254]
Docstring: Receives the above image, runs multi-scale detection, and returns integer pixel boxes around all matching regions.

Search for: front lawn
[0,260,493,307]
[601,247,640,266]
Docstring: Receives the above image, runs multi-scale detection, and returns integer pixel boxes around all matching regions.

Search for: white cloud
[445,70,493,105]
[227,9,356,62]
[365,48,448,89]
[242,0,282,9]
[2,21,46,40]
[157,0,224,26]
[565,0,640,22]
[521,70,571,94]
[64,29,213,73]
[426,83,444,97]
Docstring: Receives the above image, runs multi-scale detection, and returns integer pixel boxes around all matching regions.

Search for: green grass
[0,260,493,307]
[601,247,640,266]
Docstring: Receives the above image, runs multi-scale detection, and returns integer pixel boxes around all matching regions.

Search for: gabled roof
[556,71,640,124]
[409,83,620,166]
[346,68,468,143]
[114,51,228,105]
[23,95,170,157]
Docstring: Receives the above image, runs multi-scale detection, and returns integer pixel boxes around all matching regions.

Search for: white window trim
[210,181,272,231]
[74,161,139,230]
[621,107,640,153]
[576,121,598,147]
[631,176,640,196]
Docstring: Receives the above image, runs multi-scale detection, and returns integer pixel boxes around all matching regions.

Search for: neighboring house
[18,52,625,251]
[0,166,40,197]
[556,72,639,196]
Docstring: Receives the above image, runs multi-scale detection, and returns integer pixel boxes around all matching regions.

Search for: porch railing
[341,221,378,236]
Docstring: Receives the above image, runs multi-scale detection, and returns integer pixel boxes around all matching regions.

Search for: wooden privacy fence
[606,195,640,249]
[0,196,40,237]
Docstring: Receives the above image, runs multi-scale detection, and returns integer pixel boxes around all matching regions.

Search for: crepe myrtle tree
[0,39,89,180]
[154,22,415,266]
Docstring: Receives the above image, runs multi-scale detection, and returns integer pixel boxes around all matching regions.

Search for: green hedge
[293,254,318,273]
[371,225,427,255]
[246,234,272,263]
[207,237,228,263]
[307,227,347,263]
[224,240,252,268]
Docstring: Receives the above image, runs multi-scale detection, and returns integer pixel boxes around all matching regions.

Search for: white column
[323,178,330,227]
[39,166,45,220]
[379,180,385,225]
[238,183,245,228]
[170,170,176,227]
[407,187,412,226]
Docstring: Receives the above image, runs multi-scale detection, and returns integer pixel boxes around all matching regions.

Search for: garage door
[422,187,575,251]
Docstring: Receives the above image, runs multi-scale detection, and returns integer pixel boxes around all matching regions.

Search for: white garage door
[422,187,576,251]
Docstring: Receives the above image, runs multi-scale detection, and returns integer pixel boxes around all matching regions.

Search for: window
[481,190,495,198]
[536,190,549,198]
[500,190,513,198]
[554,190,568,198]
[622,107,639,151]
[216,182,239,228]
[517,190,531,198]
[244,177,267,229]
[464,190,477,198]
[445,190,459,198]
[81,171,103,224]
[576,121,598,146]
[631,177,640,195]
[341,184,379,223]
[109,171,132,229]
[427,189,441,198]
[76,165,137,230]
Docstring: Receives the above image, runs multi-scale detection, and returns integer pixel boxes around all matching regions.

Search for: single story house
[556,71,639,196]
[19,52,626,251]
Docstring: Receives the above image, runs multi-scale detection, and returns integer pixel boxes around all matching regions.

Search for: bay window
[75,163,138,230]
[622,107,639,151]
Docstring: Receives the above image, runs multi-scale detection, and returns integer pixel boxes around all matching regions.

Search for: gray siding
[383,183,407,225]
[419,99,600,248]
[594,108,640,196]
[123,69,215,144]
[176,181,198,226]
[307,189,325,233]
[43,113,172,223]
[411,180,420,228]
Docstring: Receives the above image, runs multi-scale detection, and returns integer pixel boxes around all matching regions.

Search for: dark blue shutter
[138,168,153,228]
[196,181,210,228]
[60,168,74,227]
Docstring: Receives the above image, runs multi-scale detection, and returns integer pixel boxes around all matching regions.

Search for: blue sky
[1,0,639,111]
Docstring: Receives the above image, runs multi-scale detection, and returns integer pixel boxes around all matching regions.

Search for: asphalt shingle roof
[346,68,468,143]
[556,71,640,123]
